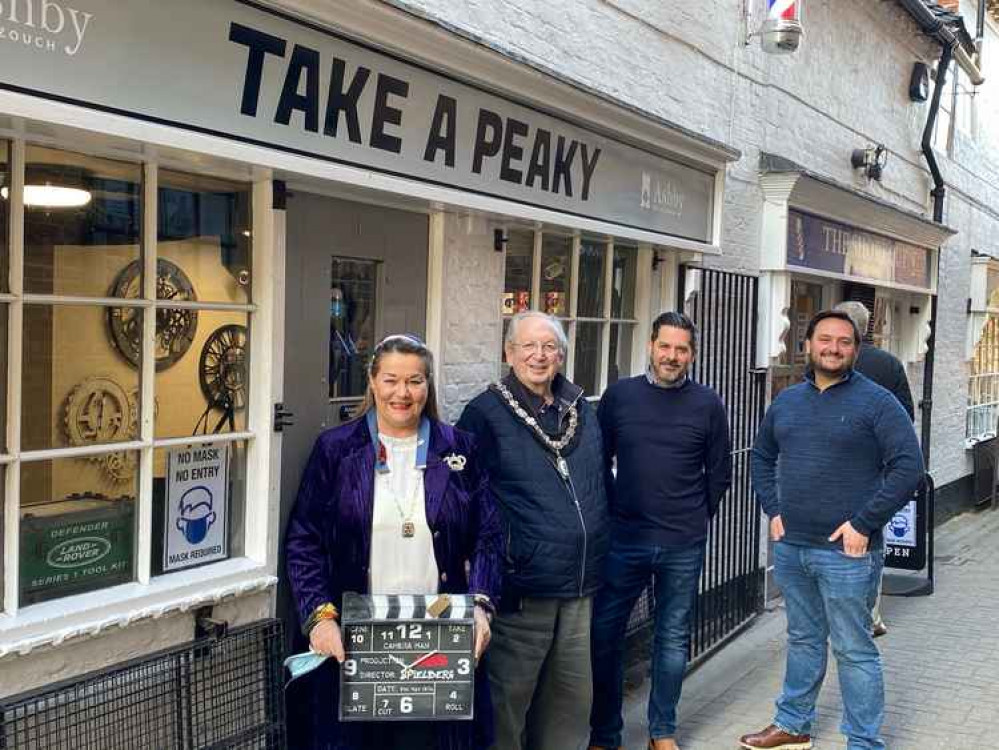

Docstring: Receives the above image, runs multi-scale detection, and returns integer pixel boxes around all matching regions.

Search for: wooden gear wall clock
[107,258,198,371]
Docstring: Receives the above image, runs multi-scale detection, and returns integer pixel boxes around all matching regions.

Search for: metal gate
[682,266,767,660]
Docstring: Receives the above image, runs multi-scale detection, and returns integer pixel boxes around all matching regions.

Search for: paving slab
[619,507,999,749]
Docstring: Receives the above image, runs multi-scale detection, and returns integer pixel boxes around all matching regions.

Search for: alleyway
[621,508,999,749]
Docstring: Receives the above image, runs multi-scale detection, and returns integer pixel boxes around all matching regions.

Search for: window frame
[502,227,646,396]
[967,264,999,446]
[0,138,276,637]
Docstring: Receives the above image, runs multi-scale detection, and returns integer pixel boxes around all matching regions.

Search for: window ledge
[0,558,277,659]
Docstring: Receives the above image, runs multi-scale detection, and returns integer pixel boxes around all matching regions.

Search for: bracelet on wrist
[472,594,495,619]
[304,602,339,636]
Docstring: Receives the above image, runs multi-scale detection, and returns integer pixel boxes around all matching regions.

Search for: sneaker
[873,621,888,638]
[738,724,812,749]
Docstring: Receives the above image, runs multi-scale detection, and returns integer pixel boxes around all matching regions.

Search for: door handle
[274,402,295,432]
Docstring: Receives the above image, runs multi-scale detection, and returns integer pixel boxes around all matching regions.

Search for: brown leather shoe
[587,746,622,750]
[649,739,679,750]
[738,724,812,749]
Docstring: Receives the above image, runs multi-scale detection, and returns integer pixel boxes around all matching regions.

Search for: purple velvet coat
[285,416,502,750]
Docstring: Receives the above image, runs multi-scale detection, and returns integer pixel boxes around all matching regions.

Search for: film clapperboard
[339,593,475,722]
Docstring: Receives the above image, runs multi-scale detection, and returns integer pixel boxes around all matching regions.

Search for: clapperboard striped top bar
[342,593,474,621]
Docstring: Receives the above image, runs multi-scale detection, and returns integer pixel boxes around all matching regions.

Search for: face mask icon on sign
[176,486,217,544]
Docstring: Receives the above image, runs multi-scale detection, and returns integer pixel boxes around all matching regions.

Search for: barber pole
[761,0,803,54]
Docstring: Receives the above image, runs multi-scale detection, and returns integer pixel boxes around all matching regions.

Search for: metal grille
[1,619,285,750]
[968,314,999,443]
[682,266,766,659]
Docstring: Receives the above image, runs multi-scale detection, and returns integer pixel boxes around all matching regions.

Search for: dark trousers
[487,596,593,750]
[589,538,705,746]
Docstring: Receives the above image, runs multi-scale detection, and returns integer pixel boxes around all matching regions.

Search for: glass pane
[612,245,638,319]
[502,229,534,316]
[573,322,603,396]
[24,146,141,297]
[0,140,9,292]
[577,240,605,318]
[20,456,137,606]
[155,310,249,439]
[331,257,377,399]
[158,170,252,305]
[152,440,246,576]
[22,304,140,452]
[0,304,6,453]
[541,234,571,317]
[608,323,636,387]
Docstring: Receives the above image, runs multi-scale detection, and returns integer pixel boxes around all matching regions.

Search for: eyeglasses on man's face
[512,341,560,356]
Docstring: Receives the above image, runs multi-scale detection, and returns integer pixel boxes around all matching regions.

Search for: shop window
[22,304,141,452]
[158,171,251,305]
[19,456,137,606]
[23,146,141,298]
[577,241,605,318]
[501,231,640,395]
[502,229,534,316]
[330,257,377,400]
[154,310,249,439]
[3,146,257,613]
[968,315,999,443]
[0,141,9,292]
[151,440,247,577]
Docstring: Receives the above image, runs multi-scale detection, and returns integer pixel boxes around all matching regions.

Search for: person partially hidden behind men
[834,300,916,638]
[739,310,923,750]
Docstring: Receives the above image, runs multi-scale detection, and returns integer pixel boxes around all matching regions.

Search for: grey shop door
[277,192,428,652]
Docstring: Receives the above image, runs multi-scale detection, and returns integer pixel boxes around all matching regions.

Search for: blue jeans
[773,540,885,750]
[589,538,705,747]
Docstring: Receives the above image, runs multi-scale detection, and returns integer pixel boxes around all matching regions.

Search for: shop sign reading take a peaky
[0,0,715,242]
[163,443,230,572]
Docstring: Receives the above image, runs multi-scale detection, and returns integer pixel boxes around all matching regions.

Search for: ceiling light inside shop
[0,185,92,207]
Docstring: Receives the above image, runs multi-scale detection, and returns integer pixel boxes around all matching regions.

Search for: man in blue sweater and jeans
[739,310,923,750]
[589,312,731,750]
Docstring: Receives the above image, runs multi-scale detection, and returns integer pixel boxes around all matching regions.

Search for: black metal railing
[1,619,286,750]
[625,267,766,663]
[683,266,767,660]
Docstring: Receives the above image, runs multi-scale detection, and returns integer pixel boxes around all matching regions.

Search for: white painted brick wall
[439,212,506,421]
[391,0,999,487]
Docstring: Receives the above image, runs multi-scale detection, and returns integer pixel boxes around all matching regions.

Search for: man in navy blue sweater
[589,312,731,750]
[739,311,923,750]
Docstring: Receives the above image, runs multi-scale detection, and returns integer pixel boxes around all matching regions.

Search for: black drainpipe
[918,42,953,468]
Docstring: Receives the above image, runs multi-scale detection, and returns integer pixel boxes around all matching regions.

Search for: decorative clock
[107,258,198,371]
[199,324,248,412]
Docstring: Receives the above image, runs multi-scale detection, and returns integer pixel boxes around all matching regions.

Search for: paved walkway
[620,507,999,749]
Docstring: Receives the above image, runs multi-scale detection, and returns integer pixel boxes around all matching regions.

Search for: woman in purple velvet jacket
[285,335,503,750]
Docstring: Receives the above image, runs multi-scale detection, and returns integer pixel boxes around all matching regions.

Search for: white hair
[834,301,871,338]
[504,311,568,356]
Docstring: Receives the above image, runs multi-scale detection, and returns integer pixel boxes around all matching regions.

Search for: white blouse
[369,433,439,595]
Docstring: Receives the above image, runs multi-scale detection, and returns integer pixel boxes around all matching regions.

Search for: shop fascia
[0,0,724,247]
[0,0,93,56]
[756,155,955,368]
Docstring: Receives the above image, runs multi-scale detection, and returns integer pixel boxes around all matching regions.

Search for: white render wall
[390,0,999,488]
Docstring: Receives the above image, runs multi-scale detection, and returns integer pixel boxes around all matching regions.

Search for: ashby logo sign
[0,0,94,56]
[640,171,684,217]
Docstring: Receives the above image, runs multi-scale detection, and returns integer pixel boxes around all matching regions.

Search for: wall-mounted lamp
[494,228,508,252]
[851,144,888,181]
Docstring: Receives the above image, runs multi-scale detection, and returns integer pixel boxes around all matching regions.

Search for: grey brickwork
[400,0,999,491]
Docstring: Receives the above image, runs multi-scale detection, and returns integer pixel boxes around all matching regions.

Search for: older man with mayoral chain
[589,312,731,750]
[739,310,923,750]
[457,311,610,750]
